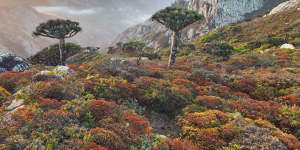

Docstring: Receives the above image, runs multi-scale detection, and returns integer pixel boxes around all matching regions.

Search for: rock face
[267,0,300,16]
[0,53,31,73]
[115,0,287,50]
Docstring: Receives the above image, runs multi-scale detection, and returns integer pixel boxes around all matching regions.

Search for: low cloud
[33,6,97,15]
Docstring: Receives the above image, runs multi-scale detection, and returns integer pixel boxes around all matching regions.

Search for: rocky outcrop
[115,0,287,51]
[267,0,300,16]
[32,65,76,82]
[0,53,31,73]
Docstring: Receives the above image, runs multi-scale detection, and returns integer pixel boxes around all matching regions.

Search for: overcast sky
[32,0,174,46]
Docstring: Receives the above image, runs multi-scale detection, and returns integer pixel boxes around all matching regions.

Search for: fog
[0,0,175,57]
[33,0,175,46]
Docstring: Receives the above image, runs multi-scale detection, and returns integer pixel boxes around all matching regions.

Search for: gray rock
[5,99,24,111]
[0,53,31,73]
[280,43,295,49]
[32,66,76,82]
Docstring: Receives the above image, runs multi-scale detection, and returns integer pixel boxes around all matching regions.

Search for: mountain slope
[115,0,288,50]
[0,3,299,150]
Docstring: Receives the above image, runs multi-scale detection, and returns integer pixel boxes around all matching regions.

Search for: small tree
[33,19,82,65]
[122,41,146,65]
[152,7,203,68]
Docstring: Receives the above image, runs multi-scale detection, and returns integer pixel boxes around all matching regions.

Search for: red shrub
[0,71,34,93]
[89,128,125,150]
[42,110,72,131]
[283,95,300,106]
[228,98,281,121]
[32,80,77,100]
[233,78,256,93]
[233,91,250,98]
[183,110,229,129]
[277,134,300,150]
[154,139,199,150]
[195,96,223,109]
[37,98,62,111]
[123,110,151,135]
[86,99,117,121]
[82,142,108,150]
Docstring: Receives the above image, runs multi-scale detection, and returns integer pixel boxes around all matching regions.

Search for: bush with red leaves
[86,99,118,121]
[37,98,62,111]
[89,127,126,150]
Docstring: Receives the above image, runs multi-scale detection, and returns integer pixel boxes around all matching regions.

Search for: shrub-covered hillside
[0,4,299,150]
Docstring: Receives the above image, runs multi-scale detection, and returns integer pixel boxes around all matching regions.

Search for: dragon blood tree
[33,19,82,65]
[152,7,203,68]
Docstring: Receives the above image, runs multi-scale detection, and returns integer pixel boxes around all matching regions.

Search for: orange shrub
[195,96,223,109]
[277,134,300,150]
[178,110,239,149]
[233,78,256,93]
[37,98,62,111]
[42,110,72,131]
[86,99,117,121]
[283,95,300,106]
[0,71,34,93]
[123,110,151,135]
[154,139,199,150]
[82,142,108,150]
[89,128,126,150]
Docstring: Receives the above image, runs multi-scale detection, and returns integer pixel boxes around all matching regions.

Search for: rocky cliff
[267,0,300,16]
[114,0,288,50]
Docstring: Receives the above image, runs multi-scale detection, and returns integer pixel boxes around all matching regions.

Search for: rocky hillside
[115,0,288,50]
[0,2,299,150]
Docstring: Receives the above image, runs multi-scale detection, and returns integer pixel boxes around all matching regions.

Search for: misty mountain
[0,0,173,57]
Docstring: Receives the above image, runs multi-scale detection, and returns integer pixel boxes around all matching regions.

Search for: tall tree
[152,7,203,68]
[33,19,82,65]
[122,40,146,65]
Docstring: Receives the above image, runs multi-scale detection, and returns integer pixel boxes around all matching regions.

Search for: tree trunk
[168,31,180,68]
[58,38,65,65]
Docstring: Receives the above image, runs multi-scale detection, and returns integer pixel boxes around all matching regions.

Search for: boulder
[5,99,24,111]
[0,53,31,73]
[32,66,76,82]
[280,43,295,49]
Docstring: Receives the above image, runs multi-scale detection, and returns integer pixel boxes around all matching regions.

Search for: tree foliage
[33,19,81,39]
[152,6,203,32]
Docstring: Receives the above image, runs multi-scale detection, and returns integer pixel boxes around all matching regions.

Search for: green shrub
[291,19,300,27]
[198,30,223,43]
[263,37,287,46]
[291,38,300,48]
[226,25,242,33]
[0,86,10,105]
[233,48,251,54]
[201,42,234,60]
[178,44,196,56]
[29,42,81,66]
[229,39,240,44]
